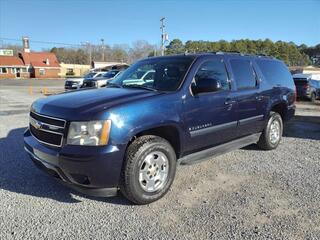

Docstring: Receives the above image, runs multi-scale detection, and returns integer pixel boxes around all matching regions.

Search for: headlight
[67,120,111,146]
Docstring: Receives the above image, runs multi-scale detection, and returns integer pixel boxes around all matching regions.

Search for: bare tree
[128,40,155,63]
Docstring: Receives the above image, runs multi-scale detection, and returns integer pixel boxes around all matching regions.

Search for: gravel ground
[0,83,320,240]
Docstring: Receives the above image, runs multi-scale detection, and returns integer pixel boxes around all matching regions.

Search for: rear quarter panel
[254,58,296,121]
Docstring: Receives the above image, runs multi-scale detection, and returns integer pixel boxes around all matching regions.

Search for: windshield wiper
[122,84,157,91]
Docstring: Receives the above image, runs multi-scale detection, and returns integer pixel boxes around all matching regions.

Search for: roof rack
[185,51,275,59]
[216,51,242,55]
[216,51,274,59]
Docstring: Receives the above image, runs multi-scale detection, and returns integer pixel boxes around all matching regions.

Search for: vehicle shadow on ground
[243,115,320,151]
[0,127,131,205]
[283,115,320,140]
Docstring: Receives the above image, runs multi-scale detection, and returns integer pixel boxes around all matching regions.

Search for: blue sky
[0,0,319,50]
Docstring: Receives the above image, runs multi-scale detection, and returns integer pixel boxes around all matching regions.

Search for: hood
[32,88,160,120]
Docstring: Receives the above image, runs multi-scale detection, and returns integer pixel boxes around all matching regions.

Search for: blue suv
[24,53,296,204]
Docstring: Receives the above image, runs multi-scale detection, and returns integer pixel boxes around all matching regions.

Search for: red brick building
[0,37,61,79]
[0,52,60,79]
[19,52,60,78]
[0,56,29,79]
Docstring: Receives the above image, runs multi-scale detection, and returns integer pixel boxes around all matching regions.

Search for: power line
[0,37,82,47]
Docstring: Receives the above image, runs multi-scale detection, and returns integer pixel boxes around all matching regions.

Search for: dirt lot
[0,80,320,239]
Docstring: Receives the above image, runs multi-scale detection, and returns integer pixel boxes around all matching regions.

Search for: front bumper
[24,129,126,197]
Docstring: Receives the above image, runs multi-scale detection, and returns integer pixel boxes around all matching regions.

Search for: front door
[182,57,238,154]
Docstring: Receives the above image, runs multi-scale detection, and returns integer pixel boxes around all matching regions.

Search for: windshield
[103,71,119,79]
[109,57,194,91]
[84,72,97,79]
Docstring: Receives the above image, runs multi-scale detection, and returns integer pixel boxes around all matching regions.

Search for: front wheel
[120,135,177,204]
[257,112,283,150]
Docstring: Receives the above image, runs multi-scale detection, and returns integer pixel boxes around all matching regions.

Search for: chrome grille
[29,112,66,147]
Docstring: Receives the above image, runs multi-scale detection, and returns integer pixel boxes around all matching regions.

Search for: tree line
[50,40,157,65]
[166,39,319,67]
[0,40,157,65]
[2,39,319,66]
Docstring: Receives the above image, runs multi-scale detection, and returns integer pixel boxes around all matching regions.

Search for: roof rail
[216,51,275,59]
[189,51,275,59]
[256,53,274,59]
[216,51,242,55]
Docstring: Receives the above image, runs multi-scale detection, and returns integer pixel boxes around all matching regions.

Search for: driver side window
[195,59,230,91]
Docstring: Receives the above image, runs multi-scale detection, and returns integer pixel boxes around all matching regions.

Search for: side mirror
[191,78,222,95]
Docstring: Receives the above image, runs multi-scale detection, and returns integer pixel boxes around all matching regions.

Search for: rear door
[227,58,263,137]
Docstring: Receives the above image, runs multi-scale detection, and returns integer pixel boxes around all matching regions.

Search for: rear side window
[256,60,293,87]
[230,59,257,89]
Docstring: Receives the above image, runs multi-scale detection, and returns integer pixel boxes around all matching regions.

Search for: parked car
[24,53,295,204]
[293,74,320,102]
[64,72,106,90]
[118,70,155,86]
[81,70,123,88]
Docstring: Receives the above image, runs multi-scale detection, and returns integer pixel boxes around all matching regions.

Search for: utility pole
[160,17,165,56]
[101,38,105,61]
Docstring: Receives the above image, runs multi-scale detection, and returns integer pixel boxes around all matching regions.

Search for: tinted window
[294,79,308,86]
[194,59,230,91]
[103,71,119,78]
[256,59,293,87]
[84,72,96,79]
[230,59,257,89]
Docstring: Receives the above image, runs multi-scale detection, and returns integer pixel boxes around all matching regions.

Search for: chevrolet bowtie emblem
[30,117,43,130]
[34,121,43,130]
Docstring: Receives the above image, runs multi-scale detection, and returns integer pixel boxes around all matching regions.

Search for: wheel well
[132,126,181,159]
[270,102,287,120]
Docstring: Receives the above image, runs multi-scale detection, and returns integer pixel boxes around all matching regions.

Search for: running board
[178,133,261,165]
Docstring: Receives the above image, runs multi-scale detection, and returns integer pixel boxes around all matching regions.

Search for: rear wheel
[120,135,176,204]
[257,112,283,150]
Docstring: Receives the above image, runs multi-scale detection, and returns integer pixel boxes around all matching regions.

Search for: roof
[20,52,60,68]
[0,56,25,67]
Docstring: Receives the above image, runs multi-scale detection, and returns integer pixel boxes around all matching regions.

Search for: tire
[120,135,177,205]
[257,111,283,150]
[311,92,316,103]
